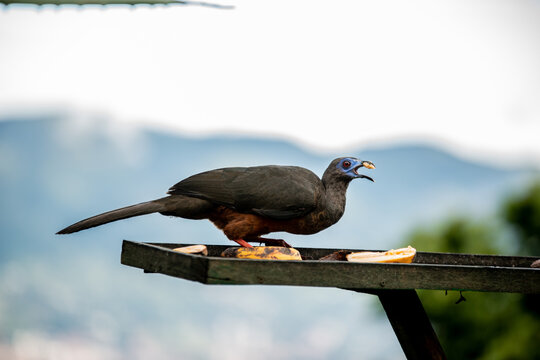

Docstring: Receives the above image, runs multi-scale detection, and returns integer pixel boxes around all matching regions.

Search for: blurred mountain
[0,114,536,359]
[0,115,532,258]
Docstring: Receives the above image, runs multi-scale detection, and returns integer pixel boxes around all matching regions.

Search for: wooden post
[374,289,446,360]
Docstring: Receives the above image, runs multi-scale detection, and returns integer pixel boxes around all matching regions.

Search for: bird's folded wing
[167,166,321,219]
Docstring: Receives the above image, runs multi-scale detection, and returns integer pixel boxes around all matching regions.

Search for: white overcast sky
[1,0,539,165]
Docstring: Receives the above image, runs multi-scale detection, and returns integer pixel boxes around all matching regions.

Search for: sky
[0,0,539,165]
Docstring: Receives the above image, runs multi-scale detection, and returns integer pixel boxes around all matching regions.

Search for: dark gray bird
[57,157,375,247]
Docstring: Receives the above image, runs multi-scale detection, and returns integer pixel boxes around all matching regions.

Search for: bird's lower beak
[358,174,374,182]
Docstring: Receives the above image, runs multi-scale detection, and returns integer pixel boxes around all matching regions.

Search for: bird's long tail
[56,197,170,234]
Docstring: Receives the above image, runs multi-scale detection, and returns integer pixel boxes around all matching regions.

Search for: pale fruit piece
[346,246,416,263]
[362,161,376,169]
[172,244,208,256]
[221,246,302,261]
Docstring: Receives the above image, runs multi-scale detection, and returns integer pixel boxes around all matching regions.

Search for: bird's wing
[168,166,322,219]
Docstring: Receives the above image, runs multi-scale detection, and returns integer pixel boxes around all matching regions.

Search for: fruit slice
[221,246,302,261]
[346,246,416,263]
[362,161,376,169]
[172,244,208,256]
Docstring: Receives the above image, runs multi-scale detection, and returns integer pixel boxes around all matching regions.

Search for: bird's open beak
[353,160,375,182]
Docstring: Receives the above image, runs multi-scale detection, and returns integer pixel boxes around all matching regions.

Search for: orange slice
[221,246,302,261]
[346,246,416,263]
[172,244,208,256]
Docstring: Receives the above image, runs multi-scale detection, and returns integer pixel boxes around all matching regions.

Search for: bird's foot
[255,237,292,248]
[233,239,253,248]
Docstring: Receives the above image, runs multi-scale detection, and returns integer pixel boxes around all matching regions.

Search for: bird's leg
[251,237,292,248]
[233,239,253,248]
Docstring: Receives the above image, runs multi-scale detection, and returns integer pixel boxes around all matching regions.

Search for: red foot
[233,239,253,248]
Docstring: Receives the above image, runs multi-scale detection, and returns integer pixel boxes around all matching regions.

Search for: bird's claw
[258,238,292,248]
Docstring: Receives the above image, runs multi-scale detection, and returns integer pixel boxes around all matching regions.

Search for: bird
[57,157,375,248]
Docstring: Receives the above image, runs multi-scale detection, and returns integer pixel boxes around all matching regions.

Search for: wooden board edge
[121,240,210,284]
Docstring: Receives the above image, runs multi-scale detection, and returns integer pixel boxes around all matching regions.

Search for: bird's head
[324,157,375,183]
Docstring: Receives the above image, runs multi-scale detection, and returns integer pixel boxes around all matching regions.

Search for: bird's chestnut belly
[207,206,338,239]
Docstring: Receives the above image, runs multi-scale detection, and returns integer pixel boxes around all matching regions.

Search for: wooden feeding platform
[121,240,540,360]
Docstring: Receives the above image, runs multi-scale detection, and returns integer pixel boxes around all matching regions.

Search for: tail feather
[57,198,168,234]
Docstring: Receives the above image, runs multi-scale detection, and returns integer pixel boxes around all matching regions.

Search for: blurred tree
[502,181,540,322]
[403,181,540,360]
[502,181,540,256]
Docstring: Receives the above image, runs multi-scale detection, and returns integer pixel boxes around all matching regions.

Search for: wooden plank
[121,241,209,283]
[0,0,234,6]
[412,251,536,268]
[1,0,180,4]
[371,289,446,360]
[120,241,540,293]
[205,256,539,293]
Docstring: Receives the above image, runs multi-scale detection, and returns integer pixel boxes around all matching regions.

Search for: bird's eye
[343,160,351,168]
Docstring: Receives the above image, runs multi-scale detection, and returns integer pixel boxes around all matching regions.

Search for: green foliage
[503,181,540,255]
[405,181,540,359]
[407,218,500,255]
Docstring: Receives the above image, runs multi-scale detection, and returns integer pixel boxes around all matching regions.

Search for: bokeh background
[1,1,539,359]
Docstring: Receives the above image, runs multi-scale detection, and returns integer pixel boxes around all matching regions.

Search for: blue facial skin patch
[336,157,362,178]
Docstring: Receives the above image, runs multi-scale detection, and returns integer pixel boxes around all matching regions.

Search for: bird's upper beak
[353,160,375,182]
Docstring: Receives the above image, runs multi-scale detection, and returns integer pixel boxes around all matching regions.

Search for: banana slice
[172,244,208,256]
[346,246,416,263]
[221,246,302,261]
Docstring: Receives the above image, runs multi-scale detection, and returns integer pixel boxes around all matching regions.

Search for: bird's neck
[322,177,351,221]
